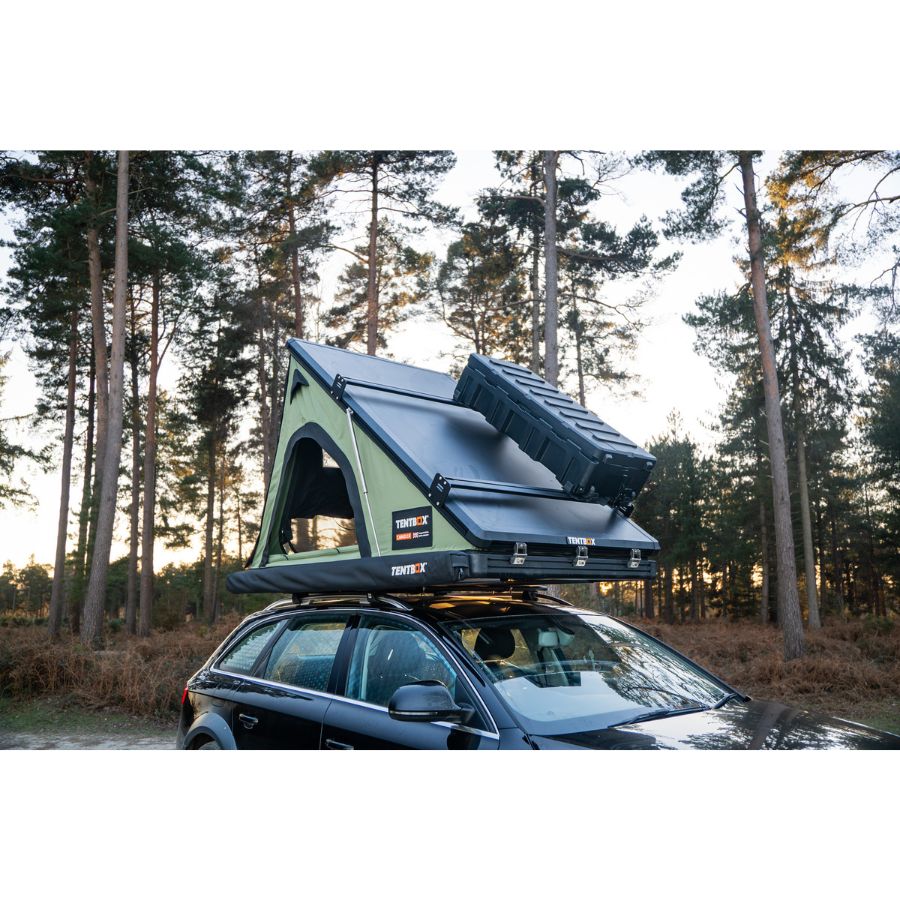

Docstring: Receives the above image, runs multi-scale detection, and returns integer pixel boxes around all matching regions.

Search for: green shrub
[107,618,124,633]
[864,616,895,637]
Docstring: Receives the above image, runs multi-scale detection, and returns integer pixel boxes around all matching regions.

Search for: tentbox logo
[391,506,433,551]
[567,536,596,546]
[391,562,428,577]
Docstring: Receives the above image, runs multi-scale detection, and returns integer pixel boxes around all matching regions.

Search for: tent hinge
[574,545,588,567]
[331,374,348,404]
[510,542,527,565]
[627,549,641,569]
[429,474,451,508]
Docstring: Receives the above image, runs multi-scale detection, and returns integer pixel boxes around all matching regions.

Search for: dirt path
[0,698,177,749]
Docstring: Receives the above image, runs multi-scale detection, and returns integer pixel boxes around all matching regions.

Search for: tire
[198,739,221,750]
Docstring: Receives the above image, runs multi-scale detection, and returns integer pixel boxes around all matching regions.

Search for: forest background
[1,148,897,639]
[1,146,898,741]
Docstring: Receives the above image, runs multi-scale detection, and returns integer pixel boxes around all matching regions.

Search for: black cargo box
[454,354,656,509]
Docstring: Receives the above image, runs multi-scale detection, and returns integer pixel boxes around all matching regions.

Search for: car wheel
[197,739,221,750]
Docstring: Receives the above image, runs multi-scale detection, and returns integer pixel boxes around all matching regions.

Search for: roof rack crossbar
[331,374,461,407]
[428,473,606,508]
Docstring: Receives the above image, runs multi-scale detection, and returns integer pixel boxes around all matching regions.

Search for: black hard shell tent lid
[226,340,659,597]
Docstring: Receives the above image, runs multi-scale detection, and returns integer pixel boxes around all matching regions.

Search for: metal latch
[510,542,527,565]
[574,545,588,567]
[627,549,641,569]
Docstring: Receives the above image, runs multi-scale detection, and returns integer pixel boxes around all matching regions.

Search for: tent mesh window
[275,439,358,555]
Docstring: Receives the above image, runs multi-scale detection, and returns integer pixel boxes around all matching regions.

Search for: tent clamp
[574,545,588,567]
[628,549,641,569]
[510,542,527,565]
[613,483,637,517]
[331,373,461,408]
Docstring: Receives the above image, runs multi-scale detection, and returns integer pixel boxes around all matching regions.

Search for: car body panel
[231,679,334,750]
[529,699,900,750]
[321,696,499,750]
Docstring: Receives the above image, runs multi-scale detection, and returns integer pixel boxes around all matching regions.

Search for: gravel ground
[0,729,176,750]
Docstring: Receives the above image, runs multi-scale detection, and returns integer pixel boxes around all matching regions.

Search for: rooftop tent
[226,340,660,597]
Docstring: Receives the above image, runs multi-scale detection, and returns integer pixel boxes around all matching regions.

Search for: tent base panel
[226,550,657,596]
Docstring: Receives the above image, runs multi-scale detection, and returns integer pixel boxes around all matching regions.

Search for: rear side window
[264,615,349,692]
[219,621,282,674]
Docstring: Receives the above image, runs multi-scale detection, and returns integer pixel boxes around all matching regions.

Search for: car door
[229,613,352,750]
[321,613,499,750]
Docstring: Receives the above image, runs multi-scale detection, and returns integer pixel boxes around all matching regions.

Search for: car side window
[263,614,349,693]
[346,618,457,707]
[344,616,486,729]
[218,621,282,674]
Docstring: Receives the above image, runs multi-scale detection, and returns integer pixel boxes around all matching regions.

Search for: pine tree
[81,151,130,645]
[639,150,806,659]
[0,151,97,637]
[429,209,528,365]
[177,264,253,622]
[325,222,432,353]
[310,151,457,354]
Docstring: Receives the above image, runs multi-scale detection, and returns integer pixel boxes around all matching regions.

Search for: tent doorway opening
[274,437,359,558]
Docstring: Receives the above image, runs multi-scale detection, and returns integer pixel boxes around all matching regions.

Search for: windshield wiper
[613,703,706,729]
[709,691,745,710]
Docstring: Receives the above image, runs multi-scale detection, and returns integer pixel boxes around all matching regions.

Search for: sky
[0,150,888,570]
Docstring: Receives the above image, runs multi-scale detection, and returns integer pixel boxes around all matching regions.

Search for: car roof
[241,591,591,631]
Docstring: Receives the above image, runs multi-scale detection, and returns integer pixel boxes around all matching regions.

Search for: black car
[176,591,900,750]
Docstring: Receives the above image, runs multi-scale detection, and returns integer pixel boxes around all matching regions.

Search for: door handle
[238,714,258,729]
[325,738,354,750]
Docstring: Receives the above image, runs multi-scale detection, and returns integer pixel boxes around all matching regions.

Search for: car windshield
[442,612,730,736]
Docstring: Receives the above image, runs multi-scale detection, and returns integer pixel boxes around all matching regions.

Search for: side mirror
[388,681,470,724]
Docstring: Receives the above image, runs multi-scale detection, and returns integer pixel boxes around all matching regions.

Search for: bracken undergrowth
[1,614,898,726]
[0,616,242,721]
[640,617,900,719]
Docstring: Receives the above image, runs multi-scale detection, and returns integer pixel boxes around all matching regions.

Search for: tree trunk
[70,361,95,634]
[139,271,160,638]
[739,152,805,661]
[644,578,654,619]
[830,506,844,616]
[270,293,280,447]
[723,562,730,618]
[815,499,826,616]
[203,439,216,621]
[531,226,541,374]
[759,496,770,623]
[237,486,243,563]
[257,323,271,489]
[287,152,304,340]
[785,287,820,627]
[689,557,699,624]
[542,151,560,387]
[47,309,79,638]
[125,296,140,635]
[213,457,226,623]
[574,304,586,407]
[664,567,674,625]
[366,160,379,356]
[84,154,109,509]
[82,150,129,645]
